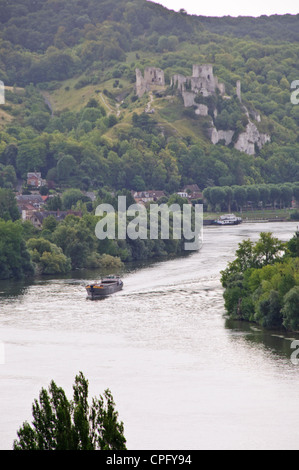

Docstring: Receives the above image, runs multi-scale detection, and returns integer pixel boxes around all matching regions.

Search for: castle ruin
[134,64,270,155]
[135,67,165,98]
[172,64,225,96]
[171,64,226,115]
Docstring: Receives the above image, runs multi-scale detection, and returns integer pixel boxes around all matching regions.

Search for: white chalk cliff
[234,120,270,155]
[171,66,270,155]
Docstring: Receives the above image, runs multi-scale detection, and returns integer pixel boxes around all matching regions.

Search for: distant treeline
[203,183,299,212]
[197,14,299,42]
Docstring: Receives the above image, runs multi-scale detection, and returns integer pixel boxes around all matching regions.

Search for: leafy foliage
[0,1,298,197]
[0,188,19,221]
[221,232,299,331]
[13,372,127,450]
[203,183,298,212]
[26,237,71,274]
[0,218,34,279]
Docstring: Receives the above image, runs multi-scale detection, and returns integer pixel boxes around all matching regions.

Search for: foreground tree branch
[13,372,127,451]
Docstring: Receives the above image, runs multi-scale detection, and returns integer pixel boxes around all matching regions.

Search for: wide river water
[1,221,299,450]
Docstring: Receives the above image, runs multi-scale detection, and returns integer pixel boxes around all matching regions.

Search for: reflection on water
[225,319,299,362]
[0,279,31,299]
[1,221,299,450]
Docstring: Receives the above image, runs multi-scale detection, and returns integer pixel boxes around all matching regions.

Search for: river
[1,221,299,450]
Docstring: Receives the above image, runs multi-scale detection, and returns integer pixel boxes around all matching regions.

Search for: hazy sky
[149,0,299,17]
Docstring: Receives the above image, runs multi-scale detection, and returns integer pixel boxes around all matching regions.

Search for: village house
[177,184,202,201]
[16,194,45,210]
[15,194,81,228]
[21,209,82,229]
[132,190,166,204]
[27,172,46,188]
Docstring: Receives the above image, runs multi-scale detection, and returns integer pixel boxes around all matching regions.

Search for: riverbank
[203,208,298,225]
[221,230,299,332]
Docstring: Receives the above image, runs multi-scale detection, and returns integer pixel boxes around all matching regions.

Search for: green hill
[0,0,298,193]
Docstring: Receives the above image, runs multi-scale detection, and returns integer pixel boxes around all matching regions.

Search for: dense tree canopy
[221,232,299,331]
[0,218,34,279]
[0,1,298,196]
[13,372,127,450]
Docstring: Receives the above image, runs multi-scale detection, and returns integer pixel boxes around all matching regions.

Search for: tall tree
[13,372,127,451]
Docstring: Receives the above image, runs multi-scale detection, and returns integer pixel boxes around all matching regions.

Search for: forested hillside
[0,0,298,193]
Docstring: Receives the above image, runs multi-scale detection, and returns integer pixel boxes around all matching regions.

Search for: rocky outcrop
[208,118,270,155]
[209,127,235,146]
[173,70,270,154]
[234,120,270,155]
[194,104,209,116]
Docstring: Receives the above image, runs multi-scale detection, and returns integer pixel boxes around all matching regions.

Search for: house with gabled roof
[27,172,46,188]
[132,190,166,204]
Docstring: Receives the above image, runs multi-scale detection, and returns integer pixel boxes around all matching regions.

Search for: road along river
[0,221,299,450]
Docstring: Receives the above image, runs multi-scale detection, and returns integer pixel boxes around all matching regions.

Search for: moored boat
[86,275,123,299]
[213,214,242,225]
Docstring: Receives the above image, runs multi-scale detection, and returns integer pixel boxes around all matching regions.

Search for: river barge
[86,276,123,299]
[213,214,242,225]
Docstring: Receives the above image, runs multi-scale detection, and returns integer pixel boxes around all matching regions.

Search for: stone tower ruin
[135,67,165,98]
[171,64,225,99]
